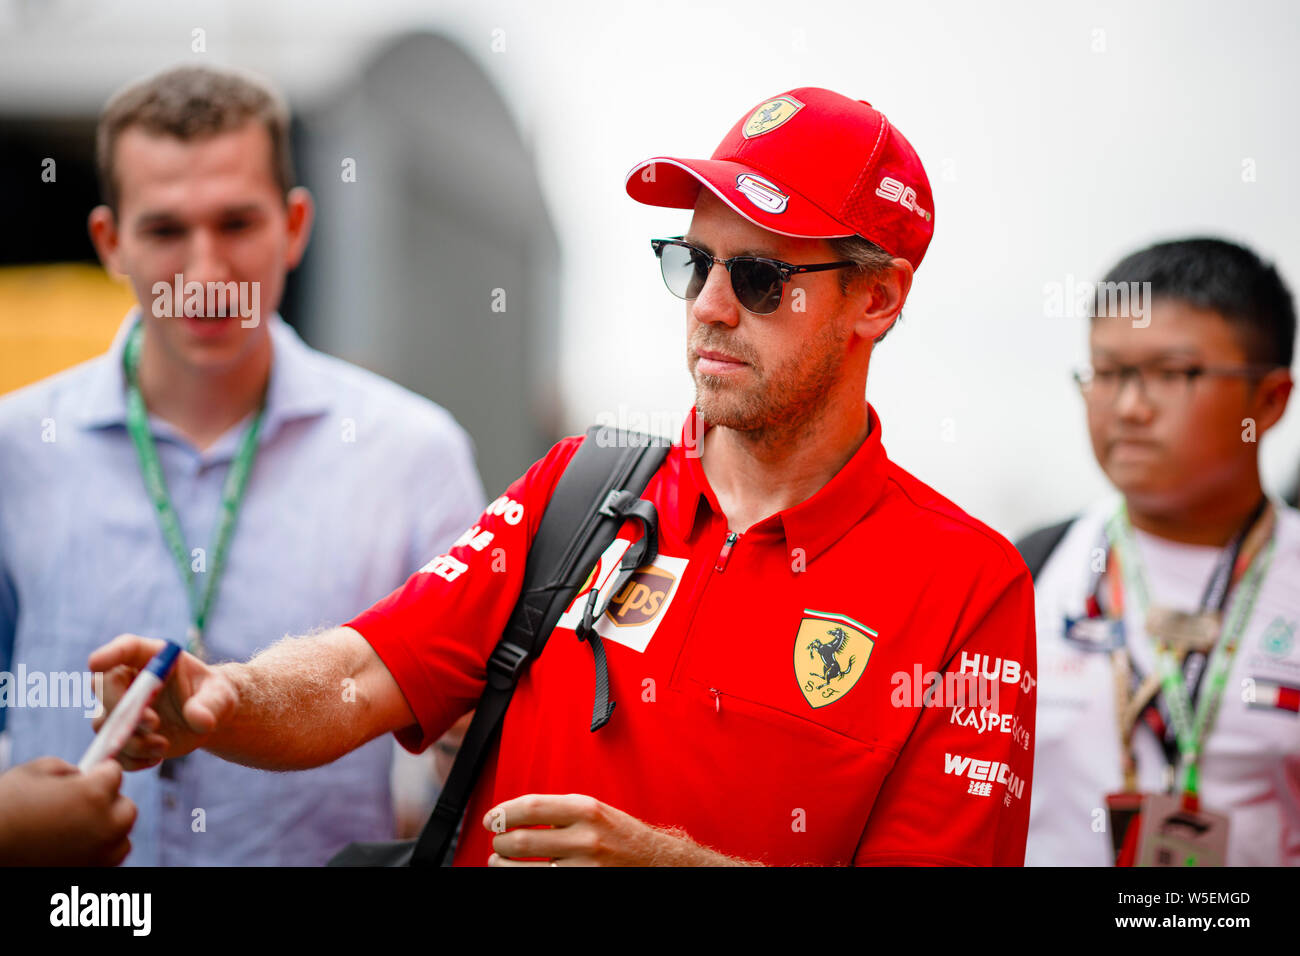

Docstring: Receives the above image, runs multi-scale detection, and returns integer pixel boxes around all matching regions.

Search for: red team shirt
[347,405,1038,865]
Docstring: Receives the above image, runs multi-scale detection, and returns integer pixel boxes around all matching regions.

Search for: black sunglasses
[650,237,856,315]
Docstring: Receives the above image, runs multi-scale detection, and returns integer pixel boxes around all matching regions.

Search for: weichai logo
[604,567,676,626]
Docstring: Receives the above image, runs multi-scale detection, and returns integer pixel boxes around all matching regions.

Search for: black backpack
[1014,516,1077,583]
[328,425,671,867]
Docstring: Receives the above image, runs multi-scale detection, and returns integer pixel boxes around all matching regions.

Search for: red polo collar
[666,403,890,563]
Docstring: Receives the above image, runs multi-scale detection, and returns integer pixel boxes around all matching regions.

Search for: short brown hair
[96,65,294,213]
[827,234,901,343]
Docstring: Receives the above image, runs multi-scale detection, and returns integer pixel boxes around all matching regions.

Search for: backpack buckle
[486,641,529,688]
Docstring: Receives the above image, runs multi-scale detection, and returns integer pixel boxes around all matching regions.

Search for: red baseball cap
[625,87,935,270]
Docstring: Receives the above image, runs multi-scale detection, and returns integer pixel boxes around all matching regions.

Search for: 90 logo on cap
[875,176,932,222]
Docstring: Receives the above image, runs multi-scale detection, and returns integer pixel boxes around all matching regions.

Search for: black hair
[1093,237,1295,368]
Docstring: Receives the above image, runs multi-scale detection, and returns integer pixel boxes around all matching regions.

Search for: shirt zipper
[707,532,741,713]
[715,530,740,572]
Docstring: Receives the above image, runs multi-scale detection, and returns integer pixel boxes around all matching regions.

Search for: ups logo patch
[604,567,676,627]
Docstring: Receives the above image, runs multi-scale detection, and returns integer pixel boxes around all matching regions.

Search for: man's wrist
[652,825,762,866]
[202,661,246,755]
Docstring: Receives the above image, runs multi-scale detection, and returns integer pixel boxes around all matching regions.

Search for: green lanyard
[122,320,265,658]
[1108,502,1276,798]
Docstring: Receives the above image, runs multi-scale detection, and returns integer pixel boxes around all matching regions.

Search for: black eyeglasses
[650,237,857,315]
[1073,362,1279,406]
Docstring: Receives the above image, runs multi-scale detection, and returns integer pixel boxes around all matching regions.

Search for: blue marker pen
[79,641,182,772]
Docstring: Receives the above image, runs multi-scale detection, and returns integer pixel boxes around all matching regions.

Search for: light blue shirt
[0,311,485,865]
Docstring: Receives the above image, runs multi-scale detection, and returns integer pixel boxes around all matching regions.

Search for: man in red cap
[90,88,1037,866]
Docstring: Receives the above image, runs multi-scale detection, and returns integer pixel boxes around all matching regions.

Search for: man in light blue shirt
[0,65,485,865]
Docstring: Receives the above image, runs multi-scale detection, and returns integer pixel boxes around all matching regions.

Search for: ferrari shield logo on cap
[795,609,875,709]
[742,95,804,138]
[735,173,789,213]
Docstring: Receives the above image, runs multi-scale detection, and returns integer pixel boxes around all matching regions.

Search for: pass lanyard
[122,320,265,658]
[1102,499,1276,800]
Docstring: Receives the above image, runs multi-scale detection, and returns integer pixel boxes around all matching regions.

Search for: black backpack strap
[1014,516,1078,583]
[410,426,671,866]
[574,490,660,731]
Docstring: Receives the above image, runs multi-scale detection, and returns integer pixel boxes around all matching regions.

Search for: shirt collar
[669,403,890,564]
[75,309,334,443]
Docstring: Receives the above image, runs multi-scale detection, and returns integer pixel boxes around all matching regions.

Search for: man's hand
[89,634,239,770]
[483,794,759,866]
[0,757,137,866]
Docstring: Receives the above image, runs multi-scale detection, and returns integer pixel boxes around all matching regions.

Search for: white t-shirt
[1026,494,1300,866]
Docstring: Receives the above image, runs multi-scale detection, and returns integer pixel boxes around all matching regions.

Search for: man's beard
[690,317,848,443]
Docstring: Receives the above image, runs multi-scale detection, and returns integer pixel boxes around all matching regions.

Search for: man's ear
[87,205,124,276]
[1250,366,1294,435]
[283,187,315,271]
[851,257,913,342]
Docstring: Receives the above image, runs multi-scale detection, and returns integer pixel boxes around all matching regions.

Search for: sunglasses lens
[731,260,783,314]
[659,243,710,300]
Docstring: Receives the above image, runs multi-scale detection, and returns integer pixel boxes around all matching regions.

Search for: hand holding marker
[78,641,182,772]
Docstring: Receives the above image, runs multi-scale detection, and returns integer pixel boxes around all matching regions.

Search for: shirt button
[163,794,177,811]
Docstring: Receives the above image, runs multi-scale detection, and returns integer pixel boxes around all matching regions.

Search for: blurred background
[2,0,1298,532]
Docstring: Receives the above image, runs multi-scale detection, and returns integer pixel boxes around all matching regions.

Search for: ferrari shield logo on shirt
[795,609,875,709]
[742,95,804,138]
[555,536,689,653]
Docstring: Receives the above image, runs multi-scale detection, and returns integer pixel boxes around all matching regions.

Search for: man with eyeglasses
[90,88,1037,866]
[1020,238,1298,866]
